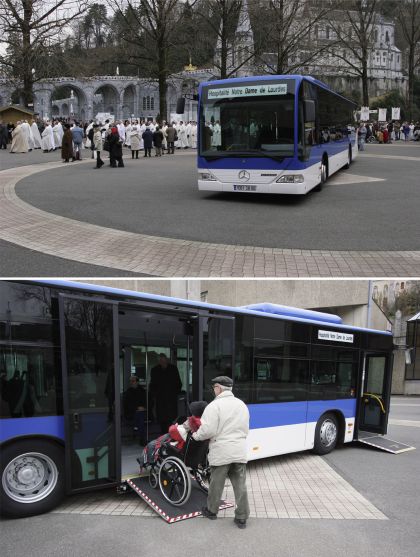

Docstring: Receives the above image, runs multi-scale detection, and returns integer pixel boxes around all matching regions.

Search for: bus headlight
[198,172,217,181]
[276,175,304,183]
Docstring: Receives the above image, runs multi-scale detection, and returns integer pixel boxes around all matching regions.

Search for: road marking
[1,162,420,277]
[391,403,420,407]
[359,154,420,161]
[389,419,420,428]
[328,173,385,185]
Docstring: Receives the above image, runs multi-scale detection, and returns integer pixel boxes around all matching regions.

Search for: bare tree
[108,0,183,122]
[394,0,420,119]
[254,0,335,75]
[195,0,257,79]
[0,1,88,106]
[326,0,379,106]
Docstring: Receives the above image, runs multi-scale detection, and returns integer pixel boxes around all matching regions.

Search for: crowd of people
[0,117,198,168]
[357,120,420,150]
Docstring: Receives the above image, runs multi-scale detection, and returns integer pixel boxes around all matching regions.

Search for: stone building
[217,0,406,99]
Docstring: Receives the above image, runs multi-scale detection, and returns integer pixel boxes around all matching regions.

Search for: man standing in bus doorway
[149,354,182,433]
[193,376,250,529]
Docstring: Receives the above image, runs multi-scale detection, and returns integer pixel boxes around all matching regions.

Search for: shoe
[234,518,246,529]
[201,507,217,520]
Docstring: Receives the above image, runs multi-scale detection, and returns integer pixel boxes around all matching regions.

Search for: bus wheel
[313,413,339,455]
[0,439,65,517]
[344,146,352,169]
[314,158,328,191]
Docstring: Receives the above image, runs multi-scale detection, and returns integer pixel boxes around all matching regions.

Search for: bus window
[254,358,309,403]
[0,346,62,418]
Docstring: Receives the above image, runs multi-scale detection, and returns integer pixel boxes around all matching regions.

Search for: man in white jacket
[193,375,250,529]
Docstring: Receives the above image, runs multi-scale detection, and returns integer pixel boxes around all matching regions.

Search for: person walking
[61,124,73,163]
[193,376,250,529]
[93,124,104,169]
[108,126,124,168]
[142,126,153,157]
[166,123,176,154]
[153,125,164,156]
[358,123,367,151]
[71,122,84,160]
[130,124,141,159]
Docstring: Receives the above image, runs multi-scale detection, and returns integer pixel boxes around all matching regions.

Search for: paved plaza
[0,143,419,277]
[52,452,386,521]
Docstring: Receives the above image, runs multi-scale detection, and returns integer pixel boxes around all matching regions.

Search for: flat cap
[211,375,233,387]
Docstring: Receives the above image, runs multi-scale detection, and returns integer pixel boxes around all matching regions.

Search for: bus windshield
[199,79,295,159]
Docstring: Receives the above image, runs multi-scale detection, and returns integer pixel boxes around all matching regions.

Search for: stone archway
[51,105,59,117]
[122,84,137,119]
[50,84,88,120]
[94,84,120,119]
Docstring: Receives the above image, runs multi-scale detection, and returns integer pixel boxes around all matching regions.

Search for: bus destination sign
[318,330,354,343]
[208,84,288,100]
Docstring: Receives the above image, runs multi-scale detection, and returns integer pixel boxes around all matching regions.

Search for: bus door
[358,352,392,435]
[59,294,120,493]
[200,315,235,402]
[119,309,198,441]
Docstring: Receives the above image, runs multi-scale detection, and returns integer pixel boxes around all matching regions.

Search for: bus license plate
[233,185,257,192]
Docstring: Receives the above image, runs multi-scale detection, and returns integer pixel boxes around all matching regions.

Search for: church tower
[214,0,255,78]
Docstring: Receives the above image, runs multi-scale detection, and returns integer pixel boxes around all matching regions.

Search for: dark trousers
[96,151,104,167]
[131,150,139,159]
[207,463,250,520]
[167,141,175,154]
[110,154,124,167]
[144,147,151,157]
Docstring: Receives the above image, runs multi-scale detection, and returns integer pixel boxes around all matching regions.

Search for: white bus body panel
[198,147,355,195]
[246,416,356,461]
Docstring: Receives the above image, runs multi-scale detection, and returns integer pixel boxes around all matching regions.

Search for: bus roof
[199,74,357,106]
[33,280,391,337]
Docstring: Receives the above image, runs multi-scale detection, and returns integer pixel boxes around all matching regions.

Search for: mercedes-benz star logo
[238,170,250,182]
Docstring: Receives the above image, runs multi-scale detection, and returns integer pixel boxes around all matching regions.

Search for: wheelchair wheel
[148,468,158,489]
[158,456,191,506]
[193,465,211,494]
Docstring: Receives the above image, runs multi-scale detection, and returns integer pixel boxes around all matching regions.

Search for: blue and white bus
[197,75,357,194]
[0,280,392,517]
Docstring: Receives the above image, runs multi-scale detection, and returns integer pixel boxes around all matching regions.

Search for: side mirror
[176,97,186,114]
[304,99,316,122]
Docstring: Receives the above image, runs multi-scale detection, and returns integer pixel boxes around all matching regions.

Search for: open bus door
[358,353,392,435]
[357,352,414,453]
[59,294,121,493]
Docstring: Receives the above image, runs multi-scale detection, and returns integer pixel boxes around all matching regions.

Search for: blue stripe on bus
[248,399,357,429]
[0,416,65,444]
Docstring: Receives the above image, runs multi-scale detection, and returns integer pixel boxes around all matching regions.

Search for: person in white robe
[179,121,188,148]
[30,121,42,149]
[190,122,197,149]
[186,122,192,148]
[41,121,55,152]
[161,122,168,153]
[117,121,126,144]
[148,120,156,133]
[125,122,132,147]
[174,121,181,148]
[211,120,222,149]
[52,121,63,150]
[139,121,146,149]
[21,120,34,150]
[10,122,29,153]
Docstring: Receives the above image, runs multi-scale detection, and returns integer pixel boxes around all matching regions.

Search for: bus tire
[344,146,352,169]
[313,413,339,455]
[0,439,65,518]
[314,157,328,191]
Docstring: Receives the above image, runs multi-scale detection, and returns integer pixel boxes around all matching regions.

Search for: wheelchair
[147,434,210,506]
